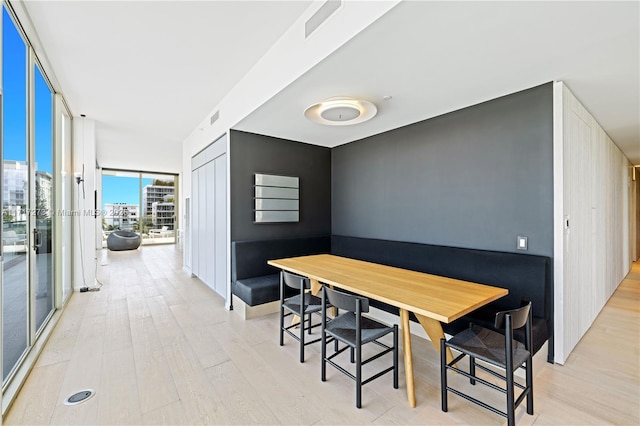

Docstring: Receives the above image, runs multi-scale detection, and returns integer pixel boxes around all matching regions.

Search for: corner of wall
[72,117,97,291]
[552,81,565,364]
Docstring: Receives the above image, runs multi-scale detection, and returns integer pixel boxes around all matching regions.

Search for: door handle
[32,228,41,251]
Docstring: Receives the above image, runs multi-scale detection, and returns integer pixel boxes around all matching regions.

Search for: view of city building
[142,184,175,229]
[3,160,52,221]
[101,173,176,247]
[3,160,27,221]
[103,203,139,230]
[35,170,53,218]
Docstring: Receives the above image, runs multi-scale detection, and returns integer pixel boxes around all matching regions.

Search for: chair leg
[299,311,305,363]
[321,331,327,382]
[393,325,398,389]
[440,338,448,412]
[469,355,476,385]
[307,313,312,335]
[356,344,362,408]
[526,357,534,415]
[506,368,515,426]
[279,307,284,346]
[350,347,355,363]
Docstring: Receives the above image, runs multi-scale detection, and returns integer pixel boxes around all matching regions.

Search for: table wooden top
[268,254,508,323]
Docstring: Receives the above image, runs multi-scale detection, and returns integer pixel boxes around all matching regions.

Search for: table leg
[414,313,453,364]
[400,308,416,408]
[309,278,321,295]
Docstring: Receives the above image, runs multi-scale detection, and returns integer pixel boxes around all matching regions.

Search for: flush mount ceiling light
[304,97,377,126]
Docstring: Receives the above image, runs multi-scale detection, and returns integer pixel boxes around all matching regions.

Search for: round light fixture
[304,97,377,126]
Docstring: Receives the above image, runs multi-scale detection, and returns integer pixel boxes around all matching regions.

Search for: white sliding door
[213,154,227,297]
[190,135,227,299]
[198,163,208,282]
[184,197,191,269]
[191,168,200,276]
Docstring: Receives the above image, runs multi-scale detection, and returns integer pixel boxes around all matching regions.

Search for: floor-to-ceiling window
[33,63,54,334]
[101,169,177,247]
[1,3,71,394]
[141,172,177,244]
[2,4,29,382]
[101,170,140,238]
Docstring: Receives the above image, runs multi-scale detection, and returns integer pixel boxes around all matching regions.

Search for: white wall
[96,133,182,174]
[72,117,97,291]
[553,82,632,364]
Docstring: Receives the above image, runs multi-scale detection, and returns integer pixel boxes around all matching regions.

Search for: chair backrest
[494,300,532,330]
[281,270,310,291]
[323,286,369,313]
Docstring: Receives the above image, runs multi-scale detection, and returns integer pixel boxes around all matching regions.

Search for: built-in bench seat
[230,234,552,362]
[330,235,553,362]
[231,236,331,307]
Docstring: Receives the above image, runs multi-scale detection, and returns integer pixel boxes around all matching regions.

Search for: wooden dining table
[267,254,508,408]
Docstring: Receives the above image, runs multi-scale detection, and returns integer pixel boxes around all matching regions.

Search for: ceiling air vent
[305,0,342,39]
[210,111,219,125]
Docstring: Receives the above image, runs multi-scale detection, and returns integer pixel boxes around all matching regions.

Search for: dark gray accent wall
[230,130,331,241]
[332,84,554,256]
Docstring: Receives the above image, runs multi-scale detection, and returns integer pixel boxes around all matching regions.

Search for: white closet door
[213,154,227,298]
[190,134,228,300]
[191,169,200,276]
[563,105,593,351]
[198,164,208,283]
[205,160,216,288]
[184,197,191,269]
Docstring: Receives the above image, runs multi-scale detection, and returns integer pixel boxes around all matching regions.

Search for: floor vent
[305,0,341,38]
[64,389,95,406]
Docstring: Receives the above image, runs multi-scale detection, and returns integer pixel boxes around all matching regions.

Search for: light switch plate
[517,236,528,250]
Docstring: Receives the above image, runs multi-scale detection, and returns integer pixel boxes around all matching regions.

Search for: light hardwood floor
[4,245,639,425]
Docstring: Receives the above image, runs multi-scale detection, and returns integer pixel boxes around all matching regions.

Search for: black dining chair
[321,285,398,408]
[279,270,323,363]
[440,300,534,426]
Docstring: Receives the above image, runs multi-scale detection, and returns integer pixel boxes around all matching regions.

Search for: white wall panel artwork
[254,173,300,223]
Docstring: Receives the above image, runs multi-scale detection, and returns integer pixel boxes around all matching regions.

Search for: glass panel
[101,170,141,248]
[100,170,177,247]
[2,6,29,381]
[34,64,54,332]
[141,173,175,245]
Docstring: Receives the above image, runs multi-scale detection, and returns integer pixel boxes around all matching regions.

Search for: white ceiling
[19,1,640,167]
[20,0,312,171]
[235,1,640,164]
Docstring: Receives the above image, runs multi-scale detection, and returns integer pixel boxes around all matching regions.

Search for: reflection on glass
[34,64,54,333]
[2,6,29,381]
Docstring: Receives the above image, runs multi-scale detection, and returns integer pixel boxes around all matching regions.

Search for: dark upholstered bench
[230,234,553,362]
[231,236,331,308]
[330,235,553,363]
